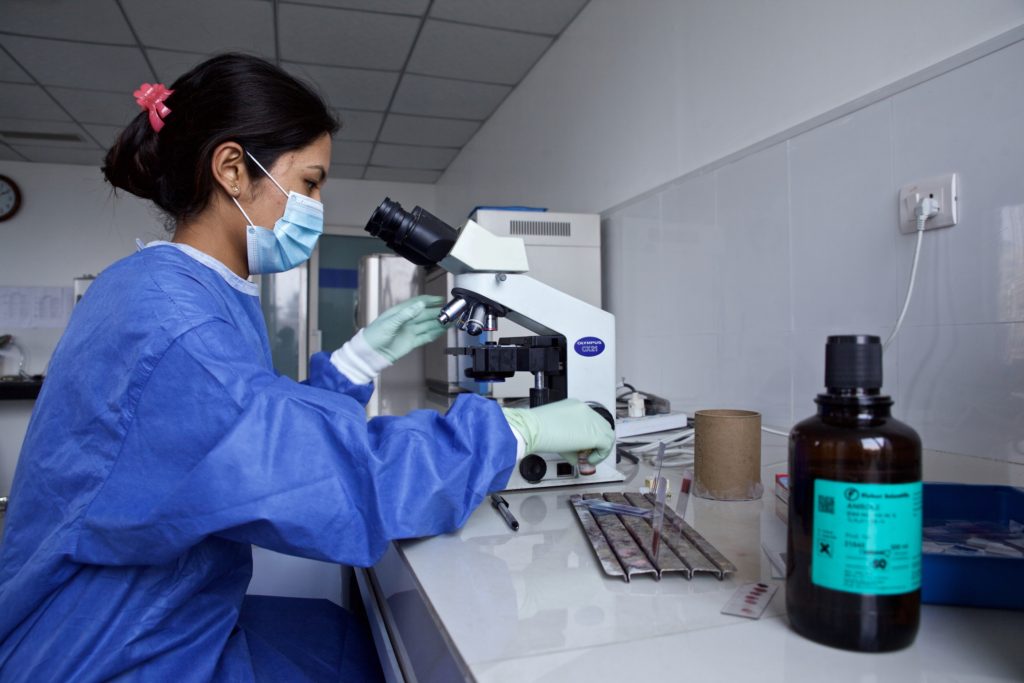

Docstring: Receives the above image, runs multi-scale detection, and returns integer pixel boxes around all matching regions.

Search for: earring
[232,186,239,195]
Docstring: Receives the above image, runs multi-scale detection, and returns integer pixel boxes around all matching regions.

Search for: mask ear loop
[231,195,256,226]
[245,151,289,198]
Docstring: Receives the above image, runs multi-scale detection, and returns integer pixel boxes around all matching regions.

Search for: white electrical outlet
[898,173,958,233]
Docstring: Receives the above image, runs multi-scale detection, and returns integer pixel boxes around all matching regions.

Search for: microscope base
[502,455,623,491]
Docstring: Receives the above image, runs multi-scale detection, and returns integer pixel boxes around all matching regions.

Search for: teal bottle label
[812,480,922,595]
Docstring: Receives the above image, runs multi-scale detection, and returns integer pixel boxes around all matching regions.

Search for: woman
[0,54,614,681]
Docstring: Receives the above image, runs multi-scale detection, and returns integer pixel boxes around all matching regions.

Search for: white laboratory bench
[357,438,1024,683]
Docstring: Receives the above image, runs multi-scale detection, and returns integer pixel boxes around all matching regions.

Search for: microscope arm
[452,272,617,416]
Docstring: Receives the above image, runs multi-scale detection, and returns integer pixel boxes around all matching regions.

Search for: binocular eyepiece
[364,197,459,267]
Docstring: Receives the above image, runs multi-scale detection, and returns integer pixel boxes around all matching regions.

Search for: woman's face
[243,133,332,228]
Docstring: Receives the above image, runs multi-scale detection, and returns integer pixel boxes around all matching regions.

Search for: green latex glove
[363,295,446,363]
[502,398,615,466]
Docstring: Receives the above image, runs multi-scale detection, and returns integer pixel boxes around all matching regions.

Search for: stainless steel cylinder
[438,296,469,324]
[465,303,488,336]
[484,312,498,331]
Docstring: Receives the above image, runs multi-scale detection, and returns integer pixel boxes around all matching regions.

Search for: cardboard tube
[693,409,763,501]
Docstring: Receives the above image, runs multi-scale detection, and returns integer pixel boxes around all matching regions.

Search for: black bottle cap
[824,335,882,391]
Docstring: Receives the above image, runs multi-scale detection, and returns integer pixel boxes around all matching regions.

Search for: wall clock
[0,175,22,222]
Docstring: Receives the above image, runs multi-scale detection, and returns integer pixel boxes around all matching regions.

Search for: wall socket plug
[898,173,958,233]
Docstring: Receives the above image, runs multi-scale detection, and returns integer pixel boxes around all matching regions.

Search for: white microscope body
[364,199,622,491]
[440,220,621,490]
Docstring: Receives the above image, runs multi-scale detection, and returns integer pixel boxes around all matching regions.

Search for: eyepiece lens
[363,196,459,267]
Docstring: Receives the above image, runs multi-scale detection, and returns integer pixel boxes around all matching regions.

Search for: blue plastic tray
[922,483,1024,610]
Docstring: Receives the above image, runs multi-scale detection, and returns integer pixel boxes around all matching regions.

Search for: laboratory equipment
[364,198,621,490]
[920,483,1024,610]
[569,492,736,581]
[423,208,602,399]
[357,254,429,418]
[788,335,922,652]
[577,498,651,517]
[720,582,779,620]
[0,334,28,379]
[73,275,95,306]
[651,442,668,558]
[693,409,763,501]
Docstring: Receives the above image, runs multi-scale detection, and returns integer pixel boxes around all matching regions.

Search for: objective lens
[438,297,469,325]
[465,303,488,336]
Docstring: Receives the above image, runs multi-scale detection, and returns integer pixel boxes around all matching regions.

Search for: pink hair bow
[133,83,174,132]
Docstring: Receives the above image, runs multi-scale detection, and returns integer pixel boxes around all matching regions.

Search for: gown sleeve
[302,351,374,406]
[73,320,516,568]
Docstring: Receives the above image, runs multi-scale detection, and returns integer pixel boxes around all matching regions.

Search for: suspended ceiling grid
[0,0,589,184]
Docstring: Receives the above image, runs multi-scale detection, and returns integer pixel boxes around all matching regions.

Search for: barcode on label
[818,495,835,514]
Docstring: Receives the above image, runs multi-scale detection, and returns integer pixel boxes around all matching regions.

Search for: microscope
[365,198,623,490]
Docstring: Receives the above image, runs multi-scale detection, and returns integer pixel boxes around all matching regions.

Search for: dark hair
[103,53,338,225]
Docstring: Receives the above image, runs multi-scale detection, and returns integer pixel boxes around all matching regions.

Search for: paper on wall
[0,287,74,329]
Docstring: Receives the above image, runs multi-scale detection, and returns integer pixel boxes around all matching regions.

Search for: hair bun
[102,114,161,200]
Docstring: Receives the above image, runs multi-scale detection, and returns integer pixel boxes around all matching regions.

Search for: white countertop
[368,439,1024,682]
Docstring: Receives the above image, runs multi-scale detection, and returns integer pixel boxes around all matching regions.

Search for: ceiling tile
[0,83,70,122]
[0,36,153,91]
[284,62,398,111]
[408,20,551,84]
[364,166,441,183]
[282,0,428,15]
[83,123,126,149]
[49,88,136,126]
[9,145,105,166]
[371,143,457,170]
[327,163,366,180]
[148,50,210,85]
[391,74,509,120]
[122,0,275,58]
[0,48,32,83]
[278,4,419,70]
[0,118,97,149]
[331,141,373,165]
[0,144,25,162]
[380,113,479,147]
[336,110,383,141]
[429,0,588,35]
[2,0,136,44]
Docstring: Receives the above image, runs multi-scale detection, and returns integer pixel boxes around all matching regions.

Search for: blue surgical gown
[0,243,515,680]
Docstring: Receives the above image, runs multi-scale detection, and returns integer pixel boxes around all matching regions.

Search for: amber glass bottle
[787,335,921,652]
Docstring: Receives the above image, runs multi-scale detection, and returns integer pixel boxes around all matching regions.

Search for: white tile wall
[788,101,900,332]
[891,40,1024,328]
[898,323,1024,465]
[717,144,791,336]
[603,39,1024,463]
[659,171,719,335]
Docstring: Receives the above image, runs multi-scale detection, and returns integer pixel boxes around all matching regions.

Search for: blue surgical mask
[232,151,324,275]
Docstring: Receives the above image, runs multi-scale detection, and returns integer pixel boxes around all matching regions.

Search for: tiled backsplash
[602,38,1024,465]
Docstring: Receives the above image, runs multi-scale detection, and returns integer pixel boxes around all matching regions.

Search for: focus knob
[518,454,548,484]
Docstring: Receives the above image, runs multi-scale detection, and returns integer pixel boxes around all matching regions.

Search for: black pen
[490,494,519,531]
